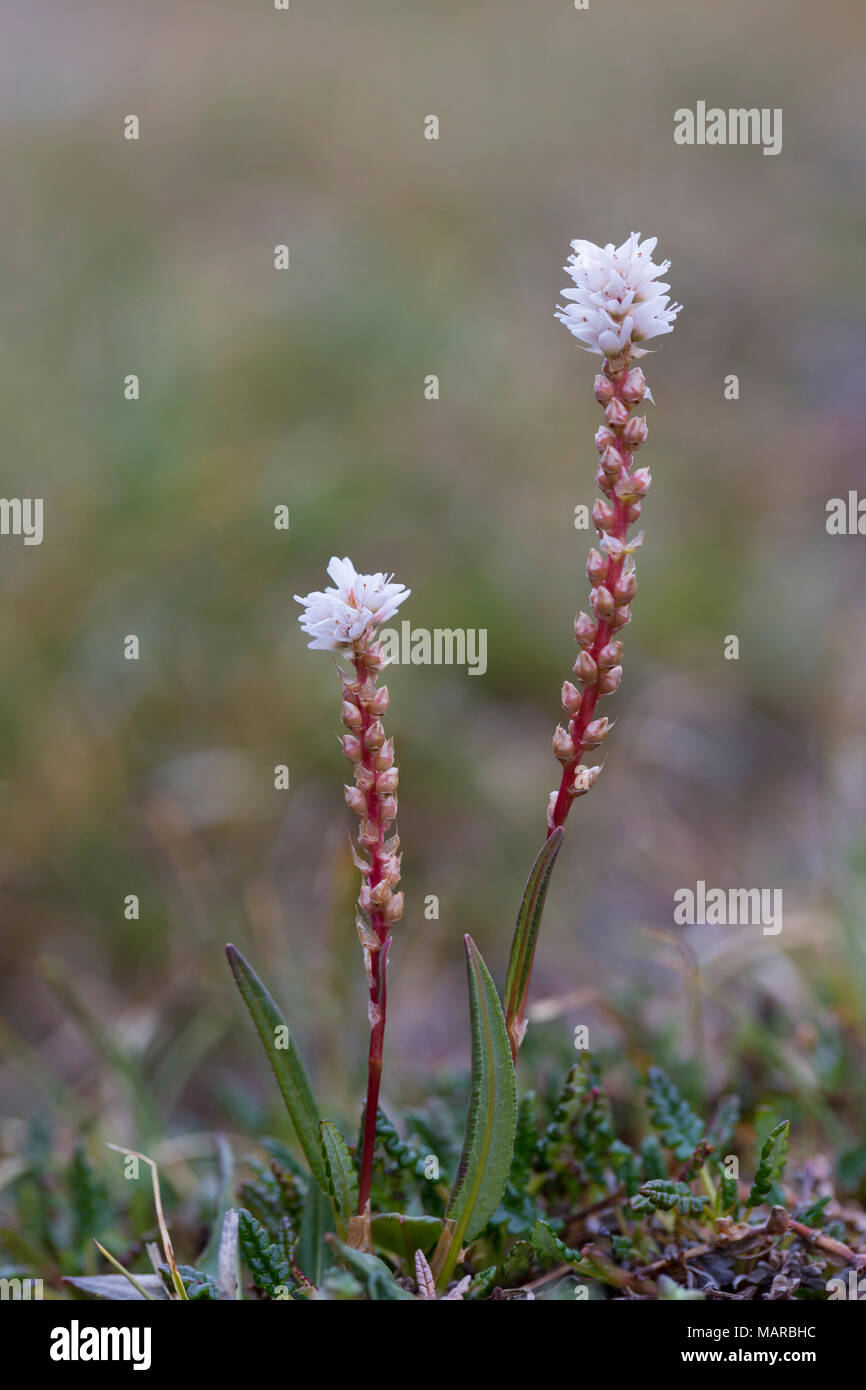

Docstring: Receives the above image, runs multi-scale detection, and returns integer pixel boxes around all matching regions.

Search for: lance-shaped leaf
[438,935,517,1289]
[226,944,328,1193]
[320,1121,358,1238]
[503,827,565,1059]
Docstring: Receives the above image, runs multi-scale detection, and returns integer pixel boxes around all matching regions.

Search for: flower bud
[374,738,395,771]
[586,548,609,583]
[574,611,597,647]
[369,878,393,909]
[590,585,616,621]
[573,764,601,795]
[553,725,575,761]
[622,415,648,447]
[378,794,398,823]
[592,498,616,531]
[595,468,615,498]
[383,891,404,923]
[593,374,615,403]
[630,466,652,496]
[341,700,363,730]
[600,446,622,477]
[622,367,647,404]
[356,678,378,708]
[598,664,623,695]
[574,651,598,685]
[611,604,632,629]
[597,640,622,669]
[561,680,582,714]
[594,425,616,454]
[359,817,380,846]
[344,785,366,815]
[600,534,626,562]
[604,398,629,428]
[356,764,376,792]
[368,685,390,715]
[376,767,399,794]
[341,735,362,762]
[583,716,610,747]
[626,502,643,524]
[364,718,385,750]
[381,853,402,885]
[614,570,637,603]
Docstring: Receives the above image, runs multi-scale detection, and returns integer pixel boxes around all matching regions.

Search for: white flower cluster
[295,556,410,651]
[555,232,681,358]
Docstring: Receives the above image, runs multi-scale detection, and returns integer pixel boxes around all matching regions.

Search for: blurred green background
[2,0,865,1200]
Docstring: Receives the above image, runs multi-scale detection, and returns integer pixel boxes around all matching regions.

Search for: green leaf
[503,828,565,1056]
[297,1178,333,1287]
[319,1121,358,1237]
[173,1265,219,1300]
[328,1238,415,1301]
[630,1179,710,1217]
[370,1213,444,1263]
[197,1134,235,1278]
[531,1219,591,1273]
[707,1094,740,1152]
[438,935,517,1288]
[746,1120,789,1208]
[237,1209,292,1299]
[646,1066,705,1160]
[225,944,328,1193]
[67,1143,110,1256]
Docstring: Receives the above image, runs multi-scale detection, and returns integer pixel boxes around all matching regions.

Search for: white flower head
[555,232,681,358]
[295,556,410,651]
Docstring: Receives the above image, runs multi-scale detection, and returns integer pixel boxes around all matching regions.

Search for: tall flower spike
[547,235,680,834]
[295,557,410,1225]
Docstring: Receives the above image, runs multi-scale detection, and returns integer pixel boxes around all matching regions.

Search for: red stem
[353,653,392,1215]
[357,936,390,1214]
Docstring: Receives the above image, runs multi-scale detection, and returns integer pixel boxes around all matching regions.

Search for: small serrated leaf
[746,1120,789,1208]
[319,1121,358,1237]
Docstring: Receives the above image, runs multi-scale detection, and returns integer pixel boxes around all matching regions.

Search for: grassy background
[1,0,865,1203]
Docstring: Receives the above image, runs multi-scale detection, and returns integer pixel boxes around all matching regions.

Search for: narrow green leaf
[297,1178,333,1287]
[319,1121,358,1238]
[225,944,328,1193]
[503,828,565,1056]
[438,936,517,1289]
[197,1134,235,1278]
[746,1120,790,1208]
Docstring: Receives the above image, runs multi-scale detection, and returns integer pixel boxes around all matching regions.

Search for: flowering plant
[49,236,866,1304]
